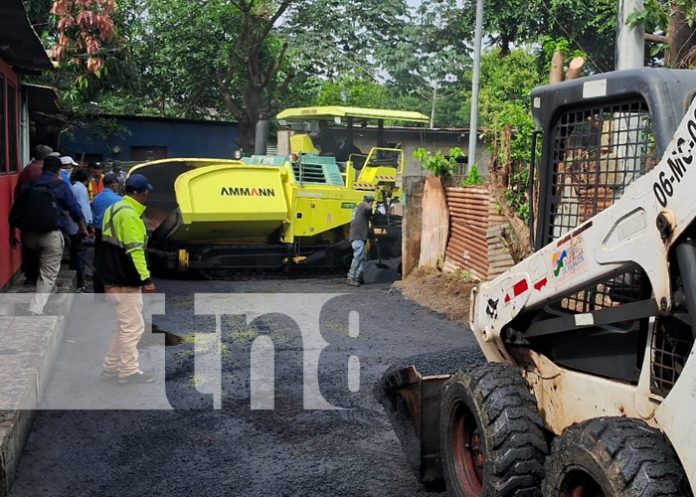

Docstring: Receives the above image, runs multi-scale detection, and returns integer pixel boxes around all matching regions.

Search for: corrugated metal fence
[443,187,515,280]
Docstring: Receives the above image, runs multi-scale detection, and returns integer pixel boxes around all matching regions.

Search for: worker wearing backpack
[9,155,87,315]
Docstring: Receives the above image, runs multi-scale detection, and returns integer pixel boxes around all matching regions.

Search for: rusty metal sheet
[444,187,492,278]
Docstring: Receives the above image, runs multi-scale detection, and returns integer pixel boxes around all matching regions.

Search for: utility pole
[467,0,484,175]
[430,85,437,129]
[616,0,644,69]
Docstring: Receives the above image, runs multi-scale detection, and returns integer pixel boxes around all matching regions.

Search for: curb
[0,269,75,496]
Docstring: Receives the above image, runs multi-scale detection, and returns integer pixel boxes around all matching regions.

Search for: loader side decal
[220,187,276,197]
[552,250,568,277]
[551,235,585,279]
[504,278,529,304]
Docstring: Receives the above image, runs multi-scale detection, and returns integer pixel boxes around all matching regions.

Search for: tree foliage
[418,0,616,72]
[50,0,117,75]
[478,48,544,217]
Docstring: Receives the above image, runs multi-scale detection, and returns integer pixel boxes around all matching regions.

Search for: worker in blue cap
[96,173,157,384]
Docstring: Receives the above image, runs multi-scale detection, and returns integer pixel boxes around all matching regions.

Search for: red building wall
[0,57,22,288]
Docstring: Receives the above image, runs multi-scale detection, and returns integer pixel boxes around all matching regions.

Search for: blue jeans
[348,240,366,280]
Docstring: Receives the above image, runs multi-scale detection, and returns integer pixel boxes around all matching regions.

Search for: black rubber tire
[440,362,548,497]
[542,417,692,497]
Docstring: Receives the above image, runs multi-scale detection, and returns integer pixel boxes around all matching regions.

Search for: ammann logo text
[221,187,276,197]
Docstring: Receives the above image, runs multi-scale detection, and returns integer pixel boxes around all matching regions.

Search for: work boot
[100,369,118,381]
[118,370,155,384]
[346,277,361,287]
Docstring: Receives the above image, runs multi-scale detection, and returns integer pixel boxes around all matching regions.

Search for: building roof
[24,83,60,112]
[0,0,53,73]
[276,106,430,124]
[78,113,238,126]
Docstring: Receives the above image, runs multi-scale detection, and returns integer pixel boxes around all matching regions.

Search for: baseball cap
[103,172,119,185]
[60,156,78,167]
[125,174,154,193]
[364,194,376,201]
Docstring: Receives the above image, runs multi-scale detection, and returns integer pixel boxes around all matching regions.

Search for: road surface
[9,266,479,497]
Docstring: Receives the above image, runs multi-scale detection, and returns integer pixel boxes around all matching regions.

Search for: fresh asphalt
[9,262,479,497]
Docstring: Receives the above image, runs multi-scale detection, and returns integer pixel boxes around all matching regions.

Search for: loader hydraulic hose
[675,237,696,339]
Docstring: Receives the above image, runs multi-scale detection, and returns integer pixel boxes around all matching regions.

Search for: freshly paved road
[9,265,479,497]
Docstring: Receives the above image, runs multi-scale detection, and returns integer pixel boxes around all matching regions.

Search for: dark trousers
[69,234,88,288]
[93,229,105,293]
[21,244,39,284]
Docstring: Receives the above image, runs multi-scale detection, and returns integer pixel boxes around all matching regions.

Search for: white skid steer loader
[379,68,696,497]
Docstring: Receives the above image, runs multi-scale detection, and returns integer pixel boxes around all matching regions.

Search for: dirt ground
[393,267,477,323]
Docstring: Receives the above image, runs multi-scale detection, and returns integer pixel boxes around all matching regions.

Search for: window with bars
[546,99,655,314]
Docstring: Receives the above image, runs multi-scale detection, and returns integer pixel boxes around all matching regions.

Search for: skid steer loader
[379,68,696,497]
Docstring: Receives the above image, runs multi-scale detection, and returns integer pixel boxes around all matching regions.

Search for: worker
[346,194,375,286]
[91,173,123,294]
[59,156,78,183]
[87,162,105,200]
[96,173,156,384]
[9,155,87,314]
[14,144,54,285]
[14,144,53,197]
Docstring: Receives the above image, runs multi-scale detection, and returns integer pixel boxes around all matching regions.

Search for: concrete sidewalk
[0,269,75,496]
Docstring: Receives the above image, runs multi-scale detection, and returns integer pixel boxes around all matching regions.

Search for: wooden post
[566,57,585,80]
[550,50,564,83]
[402,176,425,277]
[419,176,450,269]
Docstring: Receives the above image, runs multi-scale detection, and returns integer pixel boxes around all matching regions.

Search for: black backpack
[9,180,63,233]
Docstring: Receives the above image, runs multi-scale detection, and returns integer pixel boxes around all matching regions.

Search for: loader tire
[440,362,547,497]
[542,417,691,497]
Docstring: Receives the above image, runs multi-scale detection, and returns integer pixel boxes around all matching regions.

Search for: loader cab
[531,68,696,251]
[527,68,696,384]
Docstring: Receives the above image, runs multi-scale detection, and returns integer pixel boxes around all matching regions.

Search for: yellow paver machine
[133,106,429,277]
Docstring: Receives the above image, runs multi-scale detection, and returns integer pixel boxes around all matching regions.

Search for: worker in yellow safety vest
[95,173,156,384]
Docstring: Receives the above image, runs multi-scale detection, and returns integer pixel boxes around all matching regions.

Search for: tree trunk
[667,3,696,68]
[237,117,256,156]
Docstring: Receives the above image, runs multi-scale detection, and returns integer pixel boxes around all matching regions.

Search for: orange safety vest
[88,174,104,201]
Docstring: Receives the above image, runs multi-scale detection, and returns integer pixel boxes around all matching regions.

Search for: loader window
[547,99,654,242]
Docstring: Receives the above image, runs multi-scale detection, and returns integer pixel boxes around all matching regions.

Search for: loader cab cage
[527,69,696,385]
[533,68,696,250]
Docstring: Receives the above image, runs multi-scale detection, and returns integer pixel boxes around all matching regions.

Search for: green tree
[282,0,411,78]
[419,0,617,72]
[316,75,390,108]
